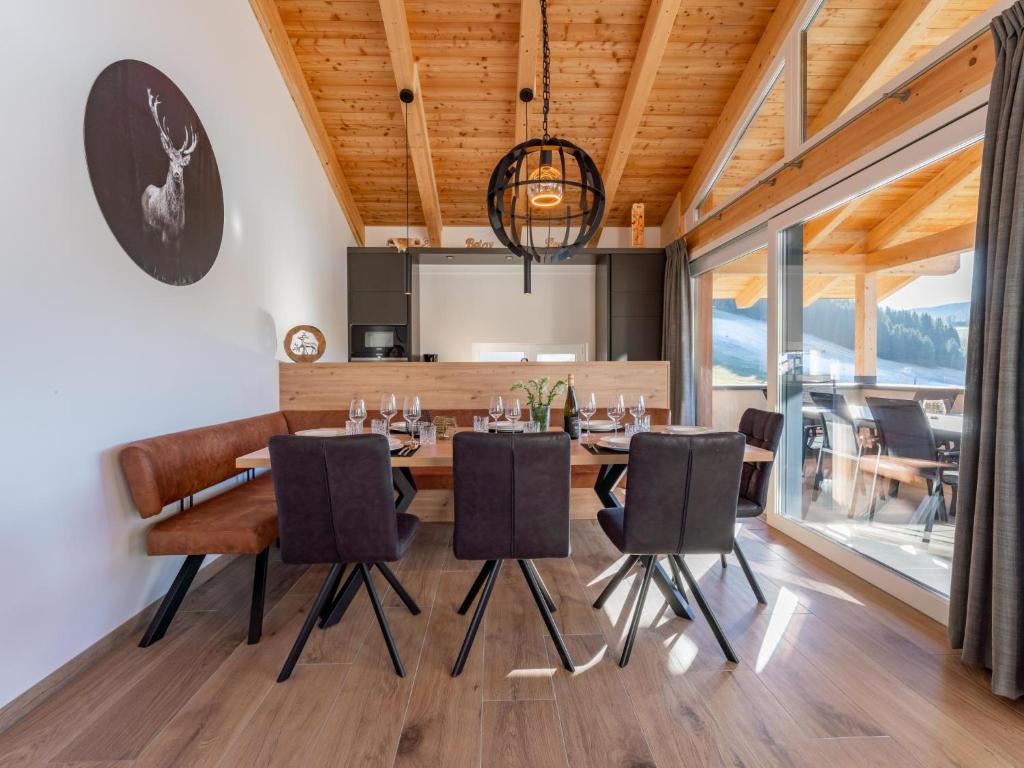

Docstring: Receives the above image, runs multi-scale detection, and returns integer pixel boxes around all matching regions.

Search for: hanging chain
[540,0,550,142]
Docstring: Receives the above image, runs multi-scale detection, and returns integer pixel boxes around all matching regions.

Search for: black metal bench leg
[248,547,270,644]
[321,565,364,629]
[593,554,639,609]
[278,563,343,682]
[361,563,405,677]
[453,559,502,676]
[374,562,421,614]
[524,560,556,612]
[620,555,655,667]
[458,560,496,615]
[673,555,738,663]
[139,554,205,647]
[733,541,767,605]
[520,560,574,672]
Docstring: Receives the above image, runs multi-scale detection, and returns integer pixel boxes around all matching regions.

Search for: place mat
[583,443,623,456]
[395,444,420,458]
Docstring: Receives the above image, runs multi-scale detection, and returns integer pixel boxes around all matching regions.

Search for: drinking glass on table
[403,395,421,437]
[370,418,387,436]
[345,420,361,436]
[380,393,397,432]
[608,394,625,435]
[473,415,489,432]
[488,395,504,431]
[580,392,597,443]
[419,423,437,445]
[349,398,367,429]
[630,394,646,425]
[507,398,522,429]
[524,420,541,433]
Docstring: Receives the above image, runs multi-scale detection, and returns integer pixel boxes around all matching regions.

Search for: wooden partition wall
[280,361,671,412]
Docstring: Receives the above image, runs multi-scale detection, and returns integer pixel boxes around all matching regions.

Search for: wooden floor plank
[481,700,568,768]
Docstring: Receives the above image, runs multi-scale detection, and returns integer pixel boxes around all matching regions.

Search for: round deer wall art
[84,60,223,285]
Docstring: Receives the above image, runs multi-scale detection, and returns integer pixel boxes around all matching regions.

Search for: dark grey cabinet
[347,249,410,325]
[596,250,666,361]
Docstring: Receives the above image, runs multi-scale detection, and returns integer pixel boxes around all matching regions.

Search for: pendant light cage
[486,0,605,293]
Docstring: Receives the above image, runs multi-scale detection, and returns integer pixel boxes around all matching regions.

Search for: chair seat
[736,498,762,518]
[147,474,278,556]
[597,507,626,553]
[394,513,420,559]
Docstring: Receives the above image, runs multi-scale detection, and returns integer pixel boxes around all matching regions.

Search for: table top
[801,404,963,436]
[235,426,775,470]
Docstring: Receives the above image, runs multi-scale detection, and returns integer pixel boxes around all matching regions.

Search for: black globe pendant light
[486,0,605,293]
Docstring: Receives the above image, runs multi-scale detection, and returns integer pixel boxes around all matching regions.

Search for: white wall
[418,265,596,361]
[0,1,354,708]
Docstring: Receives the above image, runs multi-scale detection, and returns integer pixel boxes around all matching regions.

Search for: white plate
[585,420,618,432]
[598,435,632,452]
[296,428,346,437]
[490,421,525,432]
[390,422,409,433]
[664,425,712,435]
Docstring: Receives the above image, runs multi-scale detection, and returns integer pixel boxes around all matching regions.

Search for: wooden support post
[631,204,645,247]
[695,273,714,427]
[854,273,878,384]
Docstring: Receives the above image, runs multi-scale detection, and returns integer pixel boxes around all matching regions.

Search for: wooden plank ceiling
[266,0,992,235]
[713,139,982,305]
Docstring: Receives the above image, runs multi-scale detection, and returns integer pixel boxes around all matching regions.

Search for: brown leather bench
[120,412,289,647]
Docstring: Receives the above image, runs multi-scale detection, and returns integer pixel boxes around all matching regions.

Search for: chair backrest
[269,434,399,564]
[809,390,854,423]
[452,431,571,560]
[120,412,289,518]
[737,408,784,511]
[622,432,747,555]
[865,398,936,462]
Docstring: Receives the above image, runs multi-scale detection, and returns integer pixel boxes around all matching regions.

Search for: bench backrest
[120,412,289,518]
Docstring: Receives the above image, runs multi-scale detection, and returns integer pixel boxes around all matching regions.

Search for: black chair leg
[720,554,728,568]
[457,560,496,615]
[524,560,557,613]
[673,555,738,663]
[374,562,421,614]
[321,565,364,629]
[139,554,205,647]
[453,559,502,676]
[733,542,767,605]
[278,563,344,682]
[361,563,405,677]
[592,554,639,609]
[620,555,656,667]
[519,560,574,672]
[317,564,347,623]
[248,547,270,644]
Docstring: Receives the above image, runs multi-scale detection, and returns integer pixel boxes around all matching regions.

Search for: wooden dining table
[236,425,774,623]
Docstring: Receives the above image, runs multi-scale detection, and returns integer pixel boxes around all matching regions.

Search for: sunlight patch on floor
[755,587,799,672]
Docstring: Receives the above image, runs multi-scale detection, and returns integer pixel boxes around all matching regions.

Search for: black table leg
[594,463,628,509]
[393,467,417,514]
[652,559,694,620]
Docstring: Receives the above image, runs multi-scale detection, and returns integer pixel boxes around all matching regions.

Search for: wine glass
[507,398,522,430]
[488,395,504,431]
[580,392,597,443]
[607,394,625,435]
[349,398,367,430]
[380,393,397,432]
[403,395,421,438]
[630,394,646,425]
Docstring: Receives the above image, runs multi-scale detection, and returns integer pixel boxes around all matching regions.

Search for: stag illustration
[291,332,319,357]
[141,89,197,242]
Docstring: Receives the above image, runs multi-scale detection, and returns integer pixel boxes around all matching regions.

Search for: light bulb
[528,151,563,208]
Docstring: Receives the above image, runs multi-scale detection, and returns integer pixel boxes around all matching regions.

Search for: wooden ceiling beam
[514,0,542,146]
[804,195,870,250]
[378,0,444,246]
[862,143,983,252]
[735,276,768,308]
[593,0,684,243]
[808,0,944,137]
[803,275,840,306]
[865,222,974,272]
[248,0,365,244]
[878,275,918,300]
[667,0,804,233]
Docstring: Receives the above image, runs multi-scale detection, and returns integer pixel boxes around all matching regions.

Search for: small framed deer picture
[84,60,223,286]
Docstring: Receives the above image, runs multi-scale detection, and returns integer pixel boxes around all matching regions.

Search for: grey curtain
[948,2,1024,700]
[661,237,695,425]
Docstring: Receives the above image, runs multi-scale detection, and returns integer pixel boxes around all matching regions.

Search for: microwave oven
[350,324,409,361]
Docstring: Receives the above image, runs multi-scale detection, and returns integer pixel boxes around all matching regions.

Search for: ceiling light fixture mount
[486,0,604,293]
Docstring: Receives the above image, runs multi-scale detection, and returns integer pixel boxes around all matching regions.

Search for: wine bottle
[563,374,580,439]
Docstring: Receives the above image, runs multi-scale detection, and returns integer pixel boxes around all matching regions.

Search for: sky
[880,250,974,310]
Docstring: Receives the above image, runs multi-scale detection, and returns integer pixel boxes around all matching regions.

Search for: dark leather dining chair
[269,434,421,682]
[450,431,575,677]
[594,432,747,666]
[722,409,784,604]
